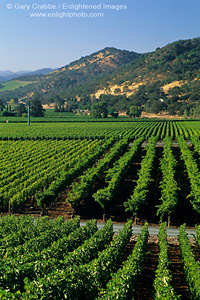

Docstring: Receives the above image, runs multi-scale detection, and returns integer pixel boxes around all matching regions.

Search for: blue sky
[0,0,200,71]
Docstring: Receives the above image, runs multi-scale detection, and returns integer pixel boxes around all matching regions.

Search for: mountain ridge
[1,38,200,117]
[0,47,140,99]
[0,68,55,83]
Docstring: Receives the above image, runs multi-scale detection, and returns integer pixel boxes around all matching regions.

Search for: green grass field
[0,80,33,91]
[0,109,134,123]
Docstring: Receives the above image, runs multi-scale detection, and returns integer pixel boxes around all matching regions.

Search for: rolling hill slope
[1,38,200,117]
[0,47,140,101]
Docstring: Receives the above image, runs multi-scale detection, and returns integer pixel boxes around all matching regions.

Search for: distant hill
[1,39,200,117]
[0,47,140,99]
[0,68,54,83]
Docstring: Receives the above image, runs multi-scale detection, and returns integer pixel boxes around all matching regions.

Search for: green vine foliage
[156,137,179,222]
[124,136,157,216]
